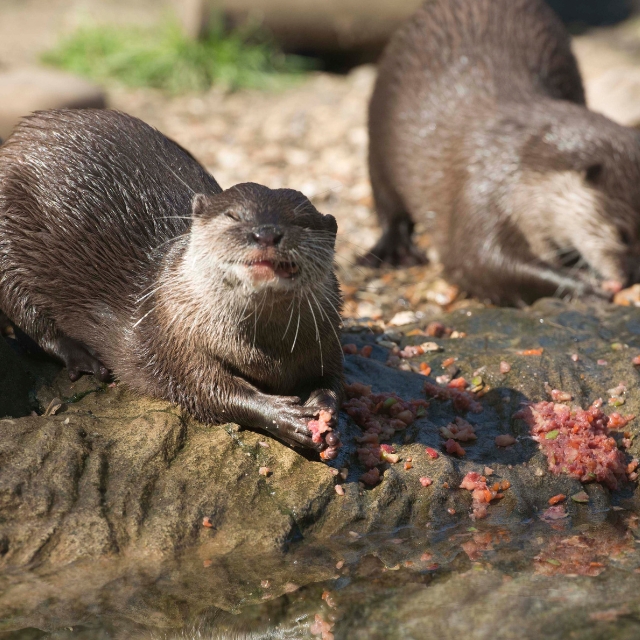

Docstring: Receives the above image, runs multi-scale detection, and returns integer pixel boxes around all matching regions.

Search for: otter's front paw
[263,395,327,451]
[305,390,341,459]
[359,229,427,267]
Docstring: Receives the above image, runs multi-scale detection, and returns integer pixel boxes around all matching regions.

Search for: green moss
[42,18,314,94]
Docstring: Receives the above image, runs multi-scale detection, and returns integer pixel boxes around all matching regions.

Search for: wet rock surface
[2,299,640,638]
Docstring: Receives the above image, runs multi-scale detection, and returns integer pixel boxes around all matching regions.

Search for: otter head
[183,182,338,297]
[511,109,640,293]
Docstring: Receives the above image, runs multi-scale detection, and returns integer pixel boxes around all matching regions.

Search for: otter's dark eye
[225,210,239,221]
[585,163,603,184]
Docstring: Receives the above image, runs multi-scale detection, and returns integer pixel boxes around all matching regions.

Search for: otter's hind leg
[360,160,427,267]
[6,304,111,381]
[49,335,111,382]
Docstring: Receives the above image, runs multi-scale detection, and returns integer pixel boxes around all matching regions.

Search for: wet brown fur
[0,109,343,451]
[367,0,640,305]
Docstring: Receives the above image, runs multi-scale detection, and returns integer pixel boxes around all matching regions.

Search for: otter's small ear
[192,193,211,218]
[323,214,338,235]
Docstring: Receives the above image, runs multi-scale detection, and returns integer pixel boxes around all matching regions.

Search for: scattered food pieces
[445,439,466,456]
[571,491,590,503]
[540,505,568,522]
[548,494,566,505]
[440,416,477,441]
[202,517,214,528]
[544,382,572,403]
[534,532,632,576]
[425,446,439,459]
[258,466,272,477]
[499,361,511,374]
[334,484,345,496]
[519,401,635,489]
[342,343,358,355]
[345,382,428,484]
[519,348,544,356]
[426,321,455,338]
[633,355,640,366]
[419,476,433,487]
[597,359,608,366]
[310,409,341,460]
[484,467,494,476]
[360,467,380,486]
[309,613,335,640]
[360,345,373,358]
[321,590,337,608]
[447,377,468,390]
[571,353,580,362]
[495,434,517,447]
[614,284,640,306]
[459,471,509,519]
[424,381,483,413]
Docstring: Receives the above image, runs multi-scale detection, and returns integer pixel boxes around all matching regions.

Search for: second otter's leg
[448,242,604,306]
[360,163,427,267]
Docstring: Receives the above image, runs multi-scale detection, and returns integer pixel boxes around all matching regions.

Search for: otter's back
[0,109,221,328]
[378,0,584,106]
[368,0,585,230]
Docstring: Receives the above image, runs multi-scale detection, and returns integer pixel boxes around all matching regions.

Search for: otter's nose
[250,226,284,247]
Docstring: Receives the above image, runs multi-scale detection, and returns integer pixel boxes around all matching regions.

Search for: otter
[0,109,343,453]
[365,0,640,305]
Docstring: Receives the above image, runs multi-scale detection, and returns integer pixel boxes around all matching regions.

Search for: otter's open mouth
[247,260,299,279]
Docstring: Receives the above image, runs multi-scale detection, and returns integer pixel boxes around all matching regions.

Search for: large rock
[0,68,106,140]
[573,19,640,127]
[174,0,423,59]
[2,299,640,636]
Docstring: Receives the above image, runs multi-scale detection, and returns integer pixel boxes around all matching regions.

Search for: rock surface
[2,300,640,637]
[175,0,423,60]
[0,68,106,139]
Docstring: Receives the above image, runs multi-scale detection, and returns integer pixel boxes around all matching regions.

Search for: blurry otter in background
[365,0,640,305]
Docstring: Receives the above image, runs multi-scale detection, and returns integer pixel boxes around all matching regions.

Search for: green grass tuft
[42,19,314,93]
